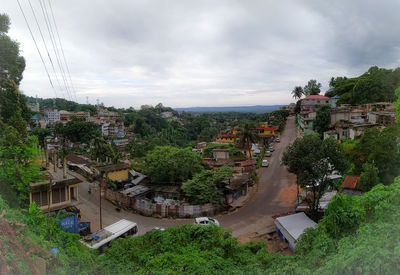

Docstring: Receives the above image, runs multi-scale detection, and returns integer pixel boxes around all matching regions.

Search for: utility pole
[99,171,104,229]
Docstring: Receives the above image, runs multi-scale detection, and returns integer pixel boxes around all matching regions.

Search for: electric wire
[15,0,58,98]
[27,0,66,99]
[38,0,72,101]
[47,0,78,102]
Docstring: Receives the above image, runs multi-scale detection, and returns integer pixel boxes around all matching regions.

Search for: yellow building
[30,177,80,211]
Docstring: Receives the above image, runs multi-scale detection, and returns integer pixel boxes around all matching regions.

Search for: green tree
[291,86,304,99]
[62,117,100,143]
[282,135,347,219]
[303,79,322,96]
[236,122,259,158]
[358,162,380,192]
[182,165,233,205]
[357,125,400,184]
[144,146,204,185]
[30,127,51,147]
[313,105,331,136]
[0,13,26,85]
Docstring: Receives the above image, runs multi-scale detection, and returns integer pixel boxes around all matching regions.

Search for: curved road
[75,116,297,237]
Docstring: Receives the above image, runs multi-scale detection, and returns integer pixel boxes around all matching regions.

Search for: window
[32,191,49,206]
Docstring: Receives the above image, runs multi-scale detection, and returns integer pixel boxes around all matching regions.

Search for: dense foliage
[343,125,400,186]
[56,117,101,144]
[144,146,205,185]
[182,166,233,205]
[325,66,400,104]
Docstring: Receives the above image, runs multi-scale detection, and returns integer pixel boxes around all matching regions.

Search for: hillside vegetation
[1,177,400,274]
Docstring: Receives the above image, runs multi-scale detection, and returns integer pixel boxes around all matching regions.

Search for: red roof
[239,160,257,166]
[213,149,230,152]
[303,95,330,100]
[342,176,359,190]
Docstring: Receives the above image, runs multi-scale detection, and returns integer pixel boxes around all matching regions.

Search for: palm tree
[291,86,304,99]
[236,122,259,158]
[91,136,107,164]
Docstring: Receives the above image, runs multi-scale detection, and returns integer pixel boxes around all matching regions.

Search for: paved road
[219,116,297,237]
[74,116,297,237]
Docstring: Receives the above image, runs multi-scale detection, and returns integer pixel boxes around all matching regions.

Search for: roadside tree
[282,135,347,219]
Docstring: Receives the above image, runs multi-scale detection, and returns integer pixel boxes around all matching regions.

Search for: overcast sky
[2,0,400,108]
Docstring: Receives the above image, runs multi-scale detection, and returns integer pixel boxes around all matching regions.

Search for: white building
[45,109,60,123]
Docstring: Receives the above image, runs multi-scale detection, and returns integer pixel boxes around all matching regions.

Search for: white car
[265,151,272,157]
[262,159,269,167]
[194,217,220,226]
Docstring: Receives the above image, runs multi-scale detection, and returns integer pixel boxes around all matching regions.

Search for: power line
[27,0,66,99]
[38,0,73,101]
[47,0,78,102]
[15,0,58,99]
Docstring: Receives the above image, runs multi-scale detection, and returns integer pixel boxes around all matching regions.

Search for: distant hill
[174,105,284,114]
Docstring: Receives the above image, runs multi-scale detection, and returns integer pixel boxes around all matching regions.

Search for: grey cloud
[2,0,400,108]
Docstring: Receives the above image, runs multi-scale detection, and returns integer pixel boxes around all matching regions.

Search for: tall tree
[236,122,259,158]
[0,14,26,85]
[291,86,304,99]
[282,135,347,219]
[313,105,331,136]
[304,80,322,96]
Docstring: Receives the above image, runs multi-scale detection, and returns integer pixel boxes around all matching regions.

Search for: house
[297,111,317,135]
[213,149,230,161]
[367,112,395,126]
[225,173,251,204]
[235,160,257,173]
[300,95,333,112]
[254,124,279,137]
[30,170,81,212]
[215,133,235,143]
[275,212,317,251]
[341,175,363,196]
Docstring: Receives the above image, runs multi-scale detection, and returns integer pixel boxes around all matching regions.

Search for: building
[28,102,40,112]
[213,149,230,161]
[297,111,317,135]
[367,112,396,126]
[275,212,317,251]
[341,175,363,196]
[300,95,333,112]
[224,172,251,204]
[30,170,81,212]
[44,109,60,123]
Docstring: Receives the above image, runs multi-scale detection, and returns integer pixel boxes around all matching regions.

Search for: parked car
[269,146,275,152]
[262,159,269,167]
[265,151,272,157]
[194,217,220,226]
[276,137,280,143]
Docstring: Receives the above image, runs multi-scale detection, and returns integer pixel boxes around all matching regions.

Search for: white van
[262,159,269,167]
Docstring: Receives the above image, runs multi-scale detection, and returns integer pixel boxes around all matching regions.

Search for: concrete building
[300,95,333,112]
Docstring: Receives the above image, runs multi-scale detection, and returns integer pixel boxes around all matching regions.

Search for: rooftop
[342,175,360,190]
[275,212,317,241]
[303,95,330,100]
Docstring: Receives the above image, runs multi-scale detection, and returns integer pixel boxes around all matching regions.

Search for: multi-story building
[300,95,334,112]
[45,109,60,123]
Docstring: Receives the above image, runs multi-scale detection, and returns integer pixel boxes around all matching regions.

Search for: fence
[105,188,220,218]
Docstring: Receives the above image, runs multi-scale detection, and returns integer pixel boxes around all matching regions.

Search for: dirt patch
[279,183,300,205]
